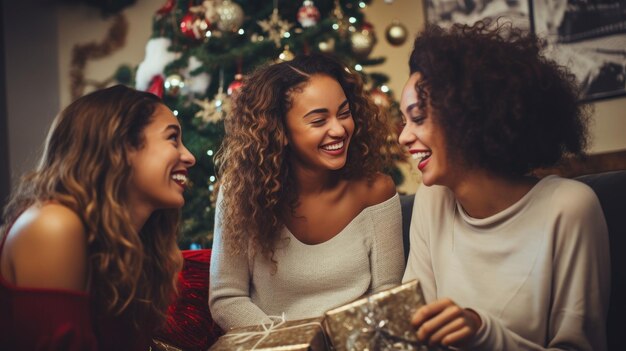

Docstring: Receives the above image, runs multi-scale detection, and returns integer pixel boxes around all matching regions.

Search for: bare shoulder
[354,173,397,207]
[9,203,85,245]
[6,203,88,290]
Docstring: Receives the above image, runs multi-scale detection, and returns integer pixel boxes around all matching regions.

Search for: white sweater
[210,193,405,330]
[403,175,610,350]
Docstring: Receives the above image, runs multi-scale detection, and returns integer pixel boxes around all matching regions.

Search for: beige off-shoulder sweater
[209,193,404,330]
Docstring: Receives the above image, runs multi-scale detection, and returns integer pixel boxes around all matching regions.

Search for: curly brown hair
[409,21,590,176]
[2,85,182,331]
[215,53,394,263]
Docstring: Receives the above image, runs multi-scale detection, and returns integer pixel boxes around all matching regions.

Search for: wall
[57,0,155,108]
[3,0,625,199]
[0,1,9,210]
[3,0,59,188]
[591,98,626,153]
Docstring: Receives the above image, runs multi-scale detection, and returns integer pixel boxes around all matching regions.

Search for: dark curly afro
[409,21,591,176]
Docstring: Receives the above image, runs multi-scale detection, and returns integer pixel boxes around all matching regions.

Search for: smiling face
[285,74,355,172]
[126,104,196,213]
[398,73,455,187]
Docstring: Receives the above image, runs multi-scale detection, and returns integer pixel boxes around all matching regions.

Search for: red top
[0,228,151,350]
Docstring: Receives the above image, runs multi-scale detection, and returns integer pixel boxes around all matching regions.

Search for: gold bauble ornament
[385,21,408,46]
[318,37,335,53]
[277,46,295,62]
[164,74,185,96]
[350,27,376,59]
[216,0,244,32]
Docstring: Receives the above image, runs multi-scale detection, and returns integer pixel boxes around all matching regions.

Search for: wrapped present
[324,280,443,351]
[209,315,330,351]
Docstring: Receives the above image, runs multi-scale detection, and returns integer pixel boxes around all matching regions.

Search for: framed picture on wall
[424,0,531,30]
[530,0,626,102]
[424,1,626,102]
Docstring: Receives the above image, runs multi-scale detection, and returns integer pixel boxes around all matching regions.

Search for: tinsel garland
[70,13,128,100]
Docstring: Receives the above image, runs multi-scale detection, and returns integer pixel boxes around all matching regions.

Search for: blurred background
[2,0,625,248]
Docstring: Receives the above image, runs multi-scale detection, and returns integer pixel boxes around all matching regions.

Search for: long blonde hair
[2,85,182,330]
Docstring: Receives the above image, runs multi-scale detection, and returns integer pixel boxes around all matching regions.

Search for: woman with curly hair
[399,22,610,350]
[0,85,196,349]
[209,53,404,329]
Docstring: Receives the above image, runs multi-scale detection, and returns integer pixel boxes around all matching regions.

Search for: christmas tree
[131,0,405,249]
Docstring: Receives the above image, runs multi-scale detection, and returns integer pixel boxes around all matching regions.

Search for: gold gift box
[209,316,329,351]
[324,280,439,351]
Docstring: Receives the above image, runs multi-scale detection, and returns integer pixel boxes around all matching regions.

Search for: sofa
[575,170,626,351]
[155,170,626,351]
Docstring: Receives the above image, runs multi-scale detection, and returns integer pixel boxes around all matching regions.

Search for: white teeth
[322,141,344,151]
[411,152,431,161]
[171,173,187,185]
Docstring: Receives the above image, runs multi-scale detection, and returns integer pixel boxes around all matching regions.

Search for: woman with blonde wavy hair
[209,53,405,329]
[0,85,195,350]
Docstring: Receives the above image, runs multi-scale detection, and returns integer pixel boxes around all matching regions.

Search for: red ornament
[147,75,165,98]
[362,21,374,32]
[297,0,321,28]
[227,74,244,96]
[157,0,175,16]
[180,12,211,40]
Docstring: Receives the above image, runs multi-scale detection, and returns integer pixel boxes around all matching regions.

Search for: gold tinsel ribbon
[224,314,329,350]
[151,339,183,351]
[70,13,128,100]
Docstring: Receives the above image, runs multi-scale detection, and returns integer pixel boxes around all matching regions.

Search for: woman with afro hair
[400,22,610,350]
[209,53,404,329]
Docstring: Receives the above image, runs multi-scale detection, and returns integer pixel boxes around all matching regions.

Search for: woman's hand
[411,298,482,348]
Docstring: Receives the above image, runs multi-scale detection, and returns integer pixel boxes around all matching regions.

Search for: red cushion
[153,249,223,350]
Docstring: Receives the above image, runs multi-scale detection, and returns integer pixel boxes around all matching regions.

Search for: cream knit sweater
[404,176,610,350]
